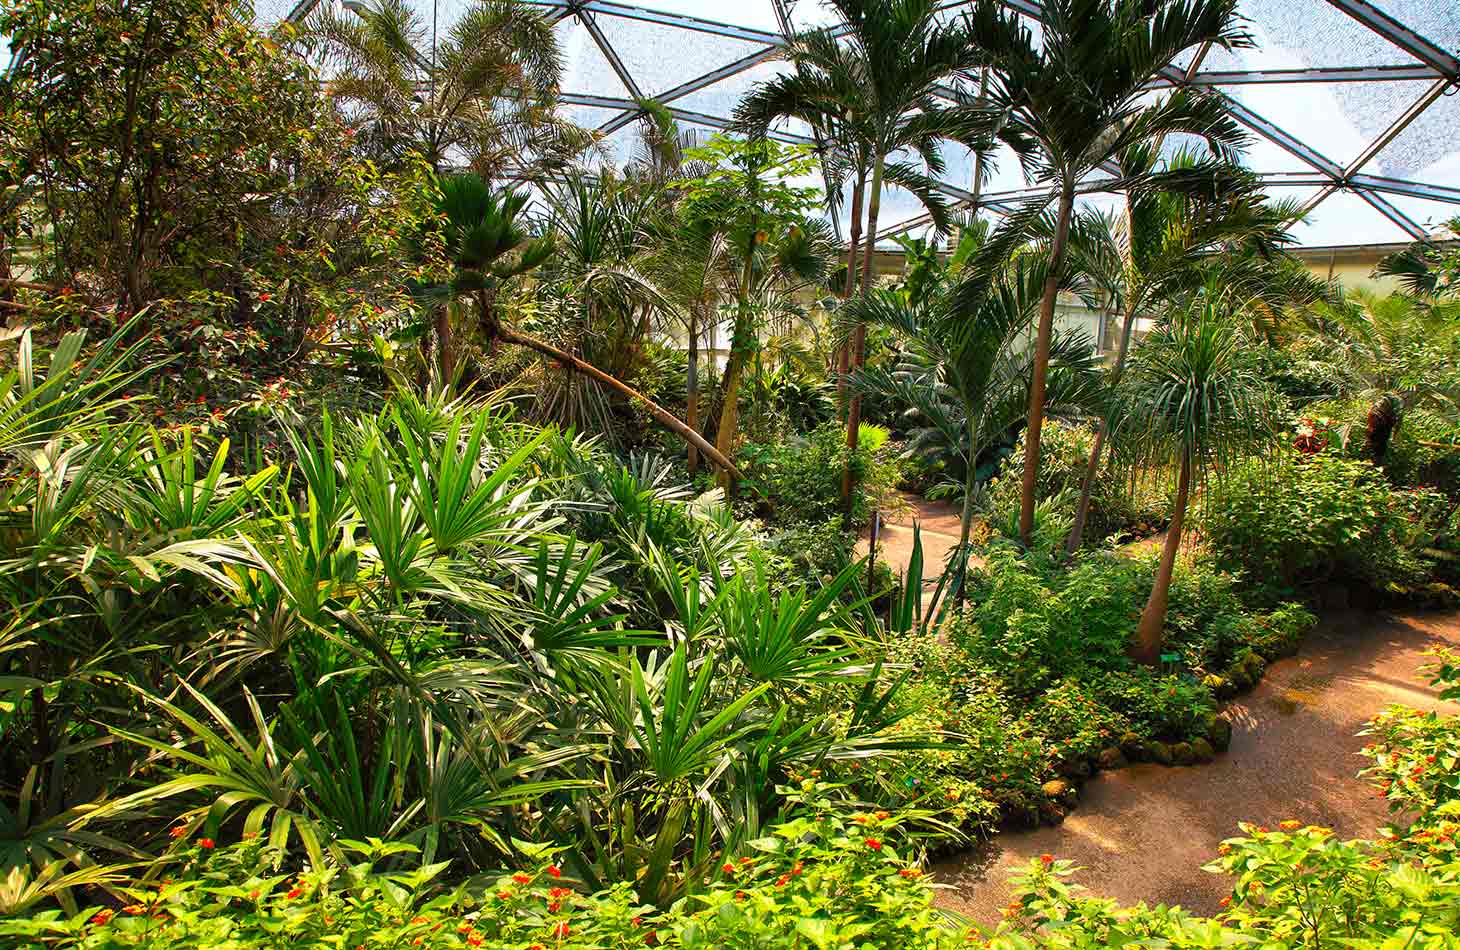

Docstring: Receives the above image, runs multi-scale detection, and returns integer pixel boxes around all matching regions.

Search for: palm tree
[962,0,1251,546]
[303,0,592,179]
[1060,147,1302,552]
[1114,295,1270,663]
[735,0,984,518]
[846,243,1100,590]
[1300,290,1460,463]
[419,173,743,479]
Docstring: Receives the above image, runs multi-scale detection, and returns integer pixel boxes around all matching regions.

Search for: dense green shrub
[1202,449,1455,600]
[984,421,1170,546]
[739,420,900,526]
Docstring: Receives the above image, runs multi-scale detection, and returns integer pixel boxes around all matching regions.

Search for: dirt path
[859,491,964,611]
[932,607,1460,924]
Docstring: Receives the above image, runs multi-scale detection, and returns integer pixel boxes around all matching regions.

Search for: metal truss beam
[1147,63,1446,86]
[1358,189,1427,240]
[581,10,645,100]
[595,44,782,135]
[1348,174,1460,205]
[570,0,783,45]
[558,93,816,145]
[1322,0,1460,80]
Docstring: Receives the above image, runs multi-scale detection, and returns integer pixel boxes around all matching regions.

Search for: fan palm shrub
[302,0,591,179]
[962,0,1251,545]
[1113,294,1270,663]
[1298,290,1460,463]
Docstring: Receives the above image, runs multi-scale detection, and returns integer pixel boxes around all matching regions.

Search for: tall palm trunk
[840,156,884,523]
[1066,297,1138,554]
[436,303,455,380]
[1018,180,1076,545]
[1133,449,1191,665]
[714,249,758,490]
[836,171,867,417]
[686,304,701,474]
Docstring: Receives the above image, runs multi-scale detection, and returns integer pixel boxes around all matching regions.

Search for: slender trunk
[436,303,454,381]
[1133,451,1191,665]
[841,157,884,524]
[1066,297,1137,554]
[714,248,758,491]
[1018,180,1076,546]
[836,171,867,418]
[686,305,701,474]
[955,398,982,607]
[499,325,743,481]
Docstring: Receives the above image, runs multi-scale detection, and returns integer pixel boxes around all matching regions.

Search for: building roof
[272,0,1460,250]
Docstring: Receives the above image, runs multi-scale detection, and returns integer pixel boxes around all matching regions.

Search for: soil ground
[930,606,1460,924]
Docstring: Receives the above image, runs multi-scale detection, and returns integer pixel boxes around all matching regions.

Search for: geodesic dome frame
[270,0,1460,249]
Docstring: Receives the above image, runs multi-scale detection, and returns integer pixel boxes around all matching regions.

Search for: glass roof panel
[1366,1,1460,53]
[594,11,772,99]
[616,0,784,32]
[1215,79,1432,169]
[1277,186,1414,245]
[670,56,790,116]
[1200,0,1422,71]
[555,16,635,101]
[1368,85,1460,185]
[1382,194,1460,236]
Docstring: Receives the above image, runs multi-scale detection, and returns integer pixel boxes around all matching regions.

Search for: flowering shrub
[0,790,966,950]
[1202,450,1455,601]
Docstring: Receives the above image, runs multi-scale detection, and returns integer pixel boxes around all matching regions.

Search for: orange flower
[512,872,531,885]
[548,887,571,899]
[721,862,735,874]
[1279,820,1301,831]
[554,923,570,937]
[496,890,511,900]
[90,910,114,926]
[1219,896,1231,908]
[168,827,187,839]
[123,905,145,915]
[875,811,890,820]
[467,935,483,947]
[547,865,562,879]
[899,868,922,879]
[1040,854,1054,866]
[866,838,882,851]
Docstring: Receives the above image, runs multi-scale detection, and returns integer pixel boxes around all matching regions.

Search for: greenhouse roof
[270,0,1460,249]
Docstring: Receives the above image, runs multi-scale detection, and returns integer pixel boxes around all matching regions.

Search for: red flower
[1040,854,1054,866]
[90,910,114,926]
[775,874,790,887]
[496,890,511,900]
[466,935,483,947]
[168,826,187,839]
[286,888,303,900]
[632,916,643,927]
[547,865,561,879]
[199,838,215,849]
[512,872,531,885]
[554,923,570,937]
[721,862,736,874]
[259,293,272,302]
[1219,896,1231,908]
[123,905,145,915]
[866,839,882,851]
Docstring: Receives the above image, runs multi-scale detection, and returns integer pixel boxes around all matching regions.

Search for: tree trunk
[686,305,701,475]
[436,304,455,381]
[841,156,884,524]
[836,171,867,418]
[714,245,759,492]
[1366,396,1400,464]
[499,325,744,481]
[1132,451,1191,666]
[1018,181,1076,546]
[954,398,983,607]
[1066,299,1136,554]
